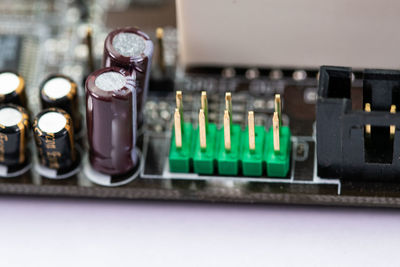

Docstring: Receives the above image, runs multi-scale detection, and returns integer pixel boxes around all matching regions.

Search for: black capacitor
[86,67,137,175]
[103,27,153,124]
[0,104,29,168]
[33,108,77,173]
[0,71,27,108]
[40,75,82,134]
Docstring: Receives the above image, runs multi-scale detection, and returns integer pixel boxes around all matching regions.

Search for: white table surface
[0,196,398,267]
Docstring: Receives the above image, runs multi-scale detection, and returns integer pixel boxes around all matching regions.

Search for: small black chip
[0,35,22,72]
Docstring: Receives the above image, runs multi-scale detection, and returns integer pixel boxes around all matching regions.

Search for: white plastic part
[176,0,400,69]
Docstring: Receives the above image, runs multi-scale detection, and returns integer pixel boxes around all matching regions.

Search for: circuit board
[0,0,400,208]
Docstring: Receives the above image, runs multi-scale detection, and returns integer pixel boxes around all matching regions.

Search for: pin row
[169,91,292,177]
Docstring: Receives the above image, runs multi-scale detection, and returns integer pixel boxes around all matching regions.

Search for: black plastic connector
[317,66,400,181]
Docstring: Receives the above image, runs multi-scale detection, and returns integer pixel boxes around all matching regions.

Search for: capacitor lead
[0,71,27,108]
[103,27,153,124]
[40,75,82,134]
[0,104,29,173]
[86,67,137,175]
[33,108,77,174]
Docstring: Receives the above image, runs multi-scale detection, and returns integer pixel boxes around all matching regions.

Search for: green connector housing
[217,124,241,175]
[241,126,265,177]
[264,126,291,177]
[193,123,217,174]
[169,123,193,173]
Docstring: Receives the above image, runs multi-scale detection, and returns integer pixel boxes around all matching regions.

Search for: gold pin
[224,110,231,152]
[365,103,371,136]
[248,111,255,152]
[86,27,95,73]
[201,91,208,130]
[275,94,282,126]
[174,108,182,148]
[156,27,166,74]
[273,112,280,152]
[390,104,396,137]
[176,91,183,121]
[225,92,232,124]
[199,109,207,150]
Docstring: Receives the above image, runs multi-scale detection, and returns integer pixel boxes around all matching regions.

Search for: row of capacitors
[0,71,81,178]
[0,27,154,182]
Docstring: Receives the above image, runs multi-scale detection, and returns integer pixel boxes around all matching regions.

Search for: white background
[0,196,399,267]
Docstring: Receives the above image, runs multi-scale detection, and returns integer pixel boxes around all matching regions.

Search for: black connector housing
[317,66,400,181]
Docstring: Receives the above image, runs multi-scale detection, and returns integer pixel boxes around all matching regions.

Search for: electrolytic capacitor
[33,108,77,173]
[103,27,153,124]
[0,71,27,108]
[86,67,137,175]
[0,104,29,170]
[40,75,82,134]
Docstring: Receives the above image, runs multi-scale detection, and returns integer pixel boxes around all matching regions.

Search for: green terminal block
[217,124,241,175]
[241,125,265,177]
[169,122,193,173]
[193,123,217,174]
[264,126,291,177]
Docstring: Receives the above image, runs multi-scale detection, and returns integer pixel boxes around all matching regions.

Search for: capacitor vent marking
[42,77,72,99]
[112,32,146,58]
[0,72,20,95]
[37,112,67,134]
[94,71,127,91]
[0,107,22,127]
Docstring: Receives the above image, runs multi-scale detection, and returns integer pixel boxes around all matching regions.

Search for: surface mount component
[0,35,22,72]
[317,66,400,181]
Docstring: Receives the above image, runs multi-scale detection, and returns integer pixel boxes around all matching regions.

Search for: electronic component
[103,27,154,124]
[193,91,218,174]
[3,1,400,208]
[85,67,137,176]
[40,75,82,134]
[0,104,29,175]
[0,71,27,108]
[264,95,291,177]
[216,93,241,175]
[241,111,265,177]
[33,108,78,175]
[169,91,193,173]
[149,27,175,92]
[0,35,22,72]
[317,66,400,181]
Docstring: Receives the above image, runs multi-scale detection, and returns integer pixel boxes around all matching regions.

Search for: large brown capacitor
[0,71,27,108]
[86,67,137,175]
[103,27,153,124]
